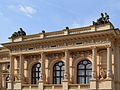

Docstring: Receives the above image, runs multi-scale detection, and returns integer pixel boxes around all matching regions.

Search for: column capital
[105,45,111,48]
[64,49,69,52]
[91,46,97,49]
[41,51,45,54]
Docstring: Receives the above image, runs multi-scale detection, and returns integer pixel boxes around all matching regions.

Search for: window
[77,60,92,84]
[32,63,41,84]
[53,61,64,84]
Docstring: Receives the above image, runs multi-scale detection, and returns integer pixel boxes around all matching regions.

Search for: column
[10,55,14,81]
[107,46,112,79]
[40,52,45,81]
[92,47,97,80]
[63,50,69,90]
[18,54,24,81]
[90,47,97,90]
[64,50,69,80]
[8,55,14,90]
[39,52,45,90]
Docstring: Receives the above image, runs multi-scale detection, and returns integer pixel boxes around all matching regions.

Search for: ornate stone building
[0,13,120,90]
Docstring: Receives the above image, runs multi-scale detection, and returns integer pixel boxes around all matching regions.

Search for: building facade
[0,13,120,90]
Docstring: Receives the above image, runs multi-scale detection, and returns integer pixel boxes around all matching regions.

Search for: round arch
[72,57,92,84]
[48,59,65,84]
[77,60,92,84]
[28,61,41,84]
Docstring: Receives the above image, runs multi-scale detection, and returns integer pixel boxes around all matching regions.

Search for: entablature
[9,38,111,55]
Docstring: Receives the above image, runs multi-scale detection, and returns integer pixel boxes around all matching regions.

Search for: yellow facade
[0,14,120,90]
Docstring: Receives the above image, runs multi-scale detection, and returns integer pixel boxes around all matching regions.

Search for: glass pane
[86,70,92,76]
[56,71,60,76]
[37,64,40,67]
[80,77,85,84]
[78,70,85,75]
[56,78,60,84]
[79,64,84,69]
[36,73,38,77]
[36,67,38,71]
[86,76,91,84]
[61,66,64,70]
[56,66,60,70]
[86,64,92,69]
[83,61,88,65]
[59,62,63,66]
[61,71,64,76]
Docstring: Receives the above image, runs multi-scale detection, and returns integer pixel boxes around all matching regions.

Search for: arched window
[32,63,41,84]
[77,60,92,84]
[53,61,64,84]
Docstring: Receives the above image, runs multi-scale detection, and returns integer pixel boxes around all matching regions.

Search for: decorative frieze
[46,53,64,60]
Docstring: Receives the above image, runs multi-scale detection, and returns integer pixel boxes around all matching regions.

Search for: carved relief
[24,55,41,61]
[71,51,92,60]
[46,53,64,60]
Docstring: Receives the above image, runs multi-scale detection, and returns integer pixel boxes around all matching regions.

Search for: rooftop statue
[93,13,110,25]
[10,28,26,38]
[42,30,45,33]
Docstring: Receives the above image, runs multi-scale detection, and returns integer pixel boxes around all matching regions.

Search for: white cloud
[19,5,37,17]
[8,5,37,17]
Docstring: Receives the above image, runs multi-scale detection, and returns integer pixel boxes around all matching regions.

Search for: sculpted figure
[105,12,110,23]
[93,12,110,25]
[11,28,26,38]
[99,68,106,79]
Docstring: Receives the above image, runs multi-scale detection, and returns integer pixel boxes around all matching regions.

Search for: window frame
[77,60,92,84]
[31,63,41,84]
[53,61,64,84]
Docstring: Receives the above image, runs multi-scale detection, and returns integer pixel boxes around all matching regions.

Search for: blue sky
[0,0,120,43]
